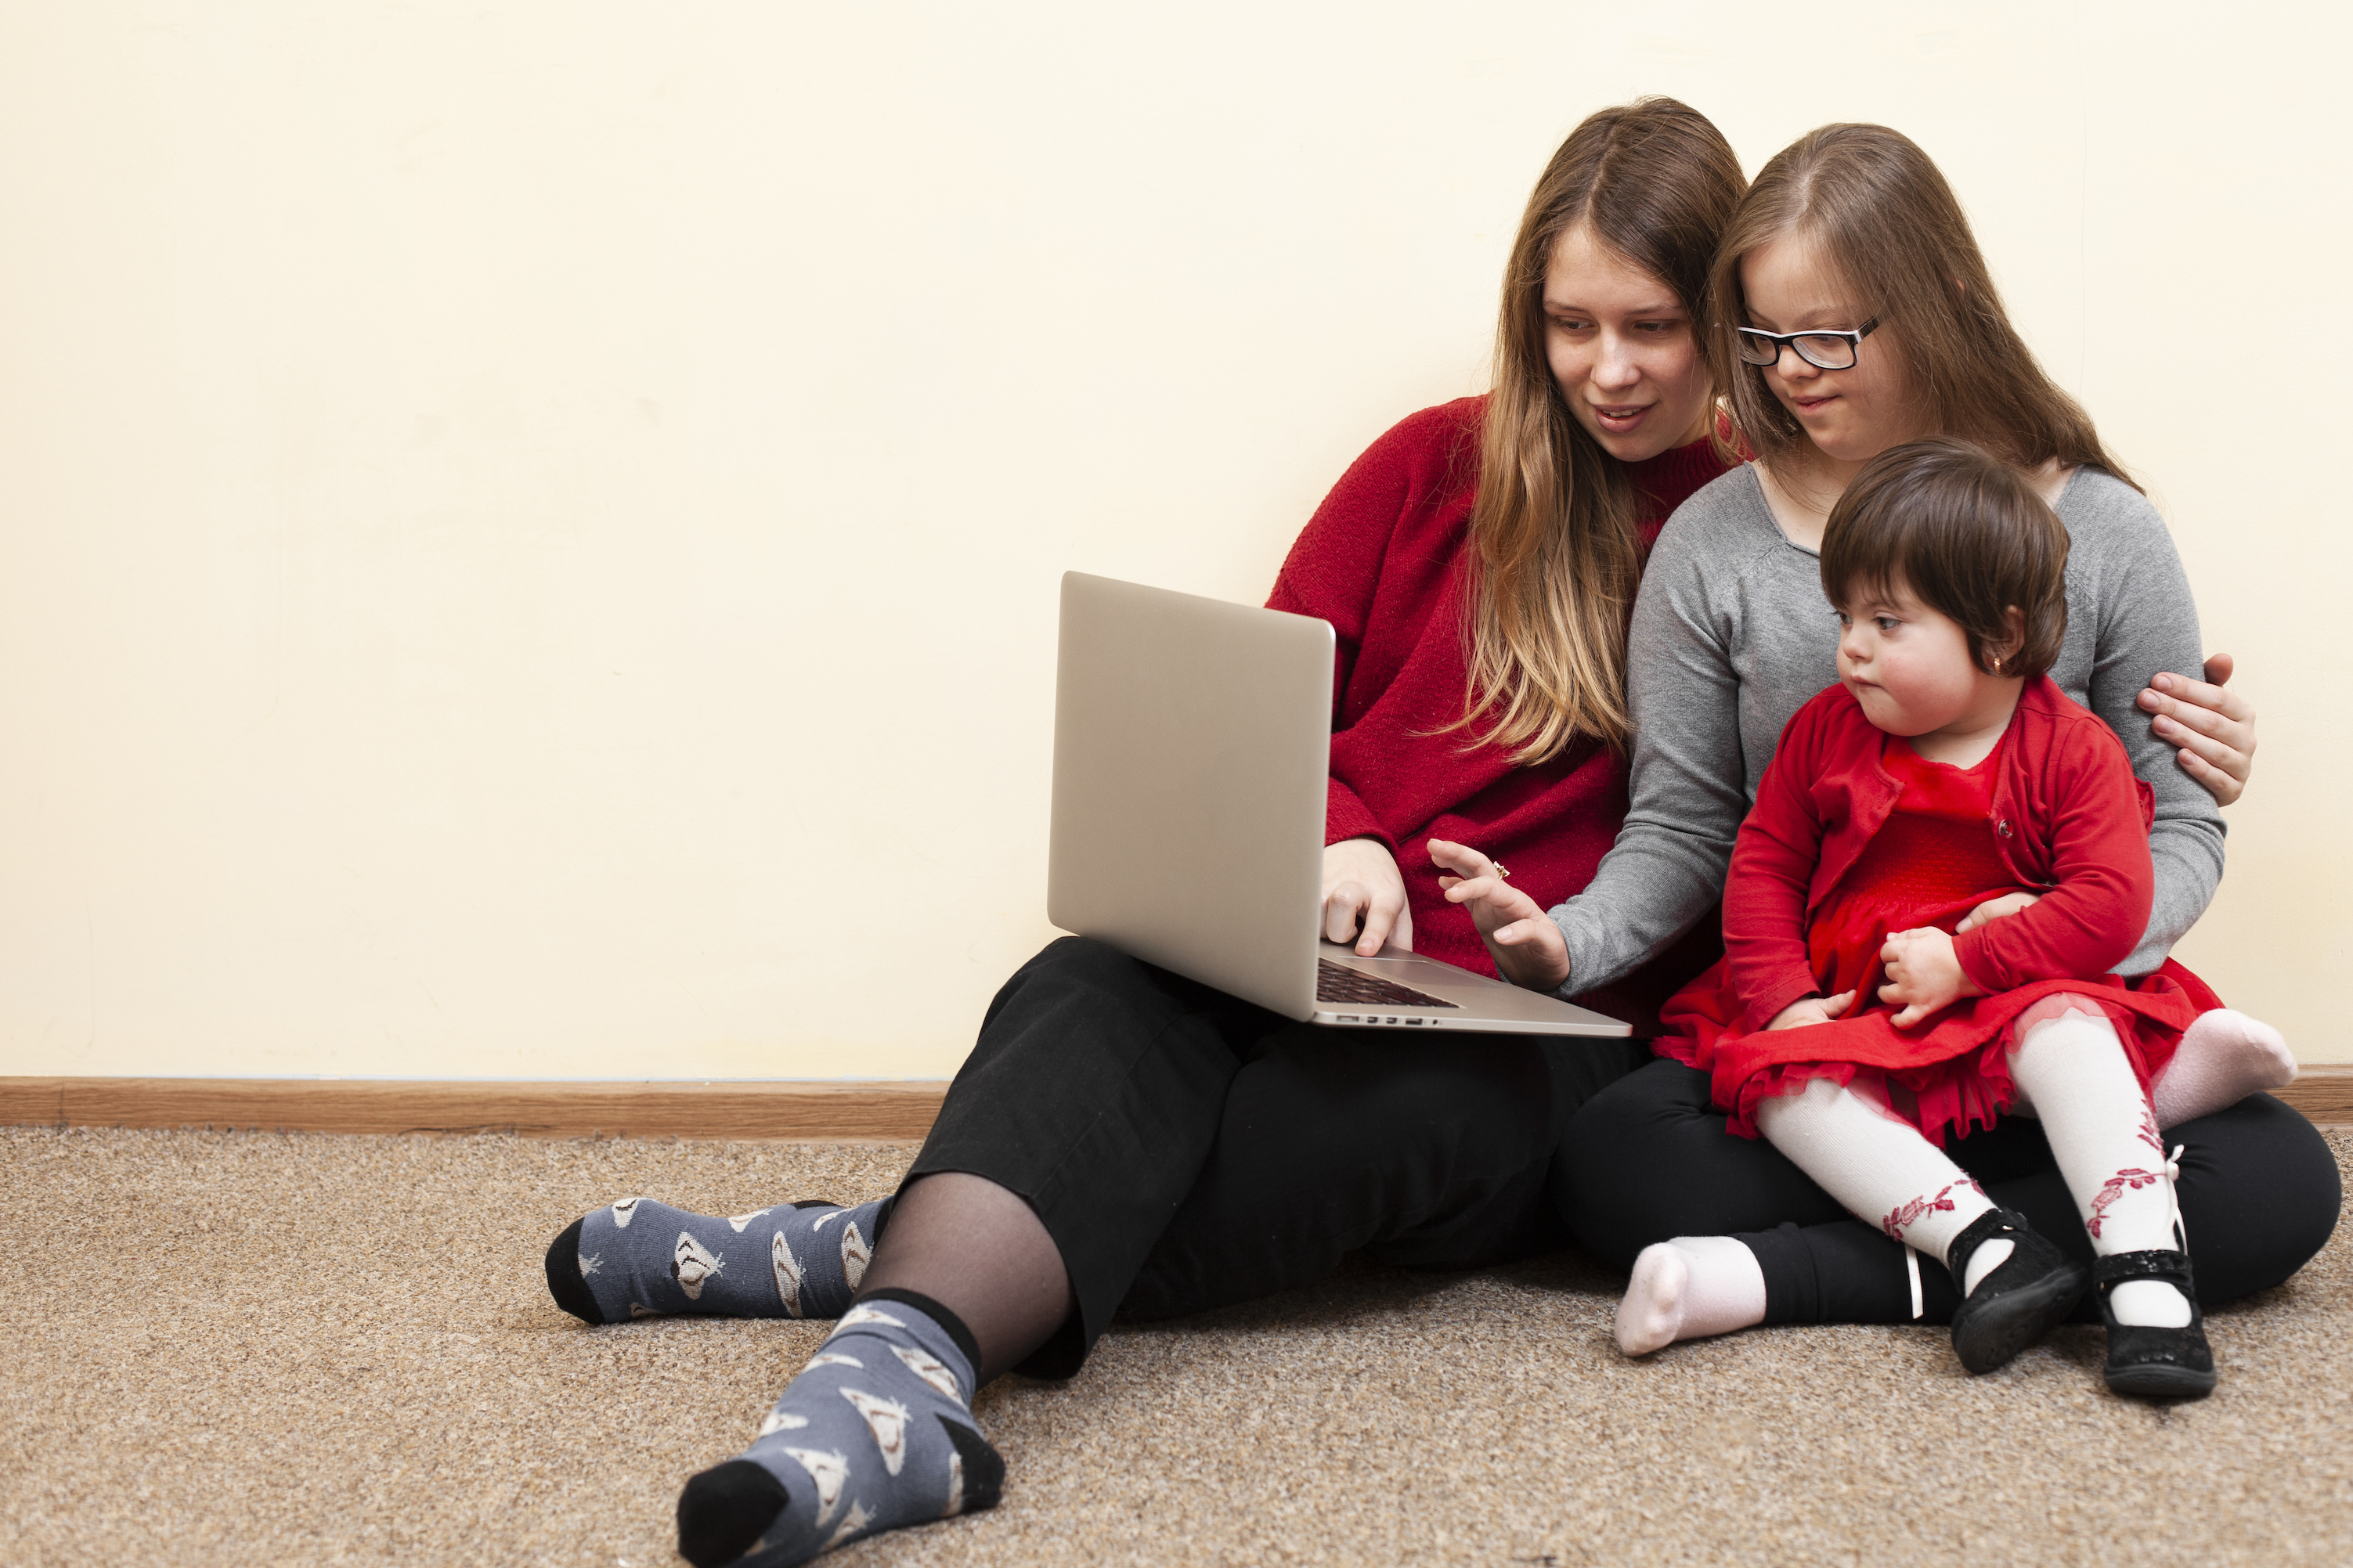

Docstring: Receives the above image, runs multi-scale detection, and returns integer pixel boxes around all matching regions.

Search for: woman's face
[1542,225,1712,463]
[1739,232,1915,464]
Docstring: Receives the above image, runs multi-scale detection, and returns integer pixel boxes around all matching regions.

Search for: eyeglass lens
[1738,330,1860,370]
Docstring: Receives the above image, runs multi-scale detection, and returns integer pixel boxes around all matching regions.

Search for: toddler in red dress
[1619,438,2224,1397]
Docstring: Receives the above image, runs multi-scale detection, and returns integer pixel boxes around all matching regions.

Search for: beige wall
[2,2,2346,1079]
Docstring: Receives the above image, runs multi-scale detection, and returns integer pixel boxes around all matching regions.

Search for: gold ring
[1492,861,1510,881]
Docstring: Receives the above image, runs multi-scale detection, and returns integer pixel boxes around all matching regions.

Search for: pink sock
[2152,1009,2296,1128]
[1615,1236,1767,1355]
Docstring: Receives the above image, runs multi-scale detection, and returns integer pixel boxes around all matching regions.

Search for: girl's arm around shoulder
[2062,471,2225,971]
[1953,706,2156,993]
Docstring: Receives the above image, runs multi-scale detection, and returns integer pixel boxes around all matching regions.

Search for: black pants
[906,936,1651,1377]
[1557,1058,2342,1325]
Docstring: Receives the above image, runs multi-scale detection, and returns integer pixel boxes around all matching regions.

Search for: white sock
[1755,1076,2000,1283]
[1615,1236,1767,1355]
[2152,1009,2297,1128]
[2011,1010,2192,1328]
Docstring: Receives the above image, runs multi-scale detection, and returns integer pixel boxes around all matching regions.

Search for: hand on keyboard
[1323,838,1413,956]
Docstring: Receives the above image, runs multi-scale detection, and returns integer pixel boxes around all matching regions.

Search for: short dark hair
[1820,437,2069,680]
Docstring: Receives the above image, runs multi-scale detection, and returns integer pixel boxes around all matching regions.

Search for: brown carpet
[2,1126,2347,1566]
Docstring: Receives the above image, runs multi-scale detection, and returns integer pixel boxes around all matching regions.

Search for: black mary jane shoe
[2095,1249,2217,1400]
[1947,1207,2091,1375]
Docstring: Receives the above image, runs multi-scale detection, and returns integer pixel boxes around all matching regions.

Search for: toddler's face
[1835,581,2001,739]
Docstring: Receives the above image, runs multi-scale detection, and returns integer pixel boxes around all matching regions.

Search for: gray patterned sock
[544,1194,891,1325]
[675,1289,1002,1567]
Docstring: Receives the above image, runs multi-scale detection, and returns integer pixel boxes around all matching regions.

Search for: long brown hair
[1709,123,2138,488]
[1460,98,1744,762]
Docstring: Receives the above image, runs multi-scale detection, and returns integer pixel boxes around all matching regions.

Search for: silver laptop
[1046,571,1631,1037]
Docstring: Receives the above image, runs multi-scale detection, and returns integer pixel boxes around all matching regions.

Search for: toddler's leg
[545,1195,891,1326]
[2151,1009,2297,1128]
[1754,1077,1998,1270]
[1615,1073,1985,1356]
[2008,1008,2187,1323]
[1752,1076,2088,1372]
[1614,1235,1767,1354]
[2009,1006,2217,1397]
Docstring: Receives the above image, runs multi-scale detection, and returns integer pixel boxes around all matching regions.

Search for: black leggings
[1557,1058,2342,1324]
[906,936,1651,1377]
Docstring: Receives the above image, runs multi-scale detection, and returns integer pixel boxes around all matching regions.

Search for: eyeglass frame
[1734,316,1881,371]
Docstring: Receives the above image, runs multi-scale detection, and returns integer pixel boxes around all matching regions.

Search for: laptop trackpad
[1328,950,1490,989]
[1341,952,1456,975]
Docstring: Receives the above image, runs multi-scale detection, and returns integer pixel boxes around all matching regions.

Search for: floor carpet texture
[2,1125,2346,1566]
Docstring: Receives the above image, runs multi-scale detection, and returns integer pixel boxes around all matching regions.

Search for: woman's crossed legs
[550,936,1644,1566]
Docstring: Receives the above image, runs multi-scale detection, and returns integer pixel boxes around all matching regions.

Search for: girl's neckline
[1888,728,2008,775]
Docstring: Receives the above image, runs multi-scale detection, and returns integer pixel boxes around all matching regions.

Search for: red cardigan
[1723,676,2157,1033]
[1267,396,1731,1023]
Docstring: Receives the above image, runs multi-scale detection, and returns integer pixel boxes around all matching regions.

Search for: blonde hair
[1709,123,2138,489]
[1460,99,1744,762]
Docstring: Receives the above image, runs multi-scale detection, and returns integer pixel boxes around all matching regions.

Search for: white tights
[2007,1004,2192,1326]
[1617,1003,2193,1355]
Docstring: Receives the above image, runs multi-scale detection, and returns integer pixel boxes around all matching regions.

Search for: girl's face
[1740,232,1916,464]
[1835,580,2013,740]
[1543,225,1713,463]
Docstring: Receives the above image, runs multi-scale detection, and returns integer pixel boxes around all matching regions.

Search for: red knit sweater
[1266,396,1732,1026]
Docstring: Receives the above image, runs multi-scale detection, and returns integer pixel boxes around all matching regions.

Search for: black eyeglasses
[1735,317,1880,370]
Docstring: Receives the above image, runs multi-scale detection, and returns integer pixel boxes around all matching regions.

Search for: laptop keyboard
[1315,958,1458,1010]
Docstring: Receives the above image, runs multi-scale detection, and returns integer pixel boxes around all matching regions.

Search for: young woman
[546,99,1754,1566]
[1526,123,2335,1349]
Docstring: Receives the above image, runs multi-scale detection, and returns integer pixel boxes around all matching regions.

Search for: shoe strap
[2093,1248,2196,1290]
[2164,1144,2187,1251]
[1943,1205,2031,1288]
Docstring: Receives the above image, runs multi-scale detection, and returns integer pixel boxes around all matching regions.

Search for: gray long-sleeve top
[1550,463,2225,996]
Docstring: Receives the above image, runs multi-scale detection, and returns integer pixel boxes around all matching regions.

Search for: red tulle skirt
[1658,890,2215,1146]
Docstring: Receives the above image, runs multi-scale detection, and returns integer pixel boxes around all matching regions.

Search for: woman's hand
[1955,891,2039,934]
[1428,838,1568,991]
[1767,991,1855,1031]
[2136,653,2255,806]
[1323,838,1413,956]
[1878,927,1983,1028]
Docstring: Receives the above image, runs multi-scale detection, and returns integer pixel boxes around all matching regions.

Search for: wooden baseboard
[2280,1065,2353,1126]
[0,1076,948,1141]
[4,1067,2348,1141]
